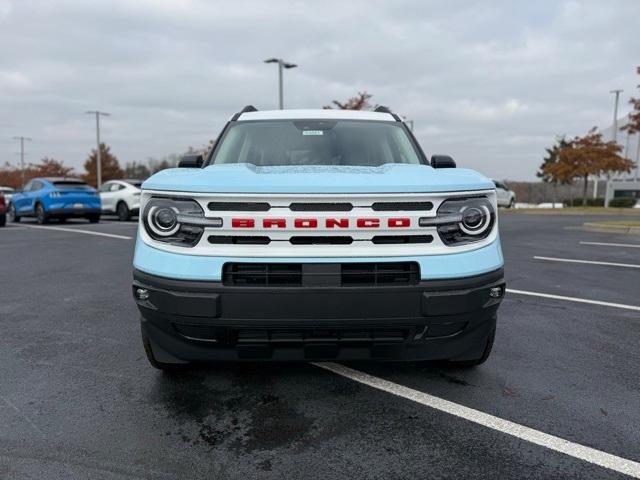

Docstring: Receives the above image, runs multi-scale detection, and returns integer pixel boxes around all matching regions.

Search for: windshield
[210,120,423,167]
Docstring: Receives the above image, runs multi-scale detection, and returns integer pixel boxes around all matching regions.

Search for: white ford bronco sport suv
[132,106,505,370]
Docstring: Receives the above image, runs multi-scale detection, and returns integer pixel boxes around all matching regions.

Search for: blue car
[7,177,101,224]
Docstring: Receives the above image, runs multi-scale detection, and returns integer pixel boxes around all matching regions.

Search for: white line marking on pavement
[580,241,640,249]
[506,288,640,312]
[313,362,640,478]
[534,255,640,269]
[17,224,133,240]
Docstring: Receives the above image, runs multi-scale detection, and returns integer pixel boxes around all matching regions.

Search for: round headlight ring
[147,205,180,237]
[459,204,491,235]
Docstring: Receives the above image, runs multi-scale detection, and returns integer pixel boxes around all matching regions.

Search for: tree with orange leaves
[0,158,75,189]
[544,128,634,205]
[621,66,640,135]
[324,92,373,110]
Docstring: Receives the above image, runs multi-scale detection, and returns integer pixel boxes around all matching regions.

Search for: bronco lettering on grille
[230,218,411,229]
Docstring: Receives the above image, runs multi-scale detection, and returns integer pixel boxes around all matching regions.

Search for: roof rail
[373,105,401,121]
[231,105,258,121]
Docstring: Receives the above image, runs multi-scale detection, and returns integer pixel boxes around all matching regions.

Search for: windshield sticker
[302,130,324,136]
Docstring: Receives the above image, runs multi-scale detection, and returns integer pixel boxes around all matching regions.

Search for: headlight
[419,197,495,245]
[142,197,222,247]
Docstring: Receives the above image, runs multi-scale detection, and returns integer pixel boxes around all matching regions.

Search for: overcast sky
[1,0,639,180]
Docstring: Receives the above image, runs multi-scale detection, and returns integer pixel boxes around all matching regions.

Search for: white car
[493,180,516,208]
[0,186,15,203]
[99,179,143,221]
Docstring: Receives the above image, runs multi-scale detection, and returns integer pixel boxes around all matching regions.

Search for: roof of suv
[236,109,397,122]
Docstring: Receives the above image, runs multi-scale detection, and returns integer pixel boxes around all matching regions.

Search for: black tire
[141,328,188,372]
[58,217,67,224]
[508,199,515,209]
[116,201,131,222]
[0,213,5,227]
[447,329,495,368]
[35,203,48,224]
[7,204,20,223]
[87,214,100,224]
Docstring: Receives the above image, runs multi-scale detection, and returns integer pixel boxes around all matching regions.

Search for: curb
[582,223,640,235]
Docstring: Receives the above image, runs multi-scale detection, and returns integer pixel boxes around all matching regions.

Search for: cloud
[1,0,639,180]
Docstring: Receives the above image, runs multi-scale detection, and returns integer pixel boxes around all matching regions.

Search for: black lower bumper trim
[133,268,505,362]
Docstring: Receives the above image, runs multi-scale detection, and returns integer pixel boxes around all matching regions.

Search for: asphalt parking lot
[1,213,639,479]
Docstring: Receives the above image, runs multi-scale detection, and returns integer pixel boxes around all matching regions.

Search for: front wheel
[116,202,131,221]
[508,198,515,209]
[35,203,48,224]
[87,214,100,223]
[0,214,5,227]
[7,204,20,223]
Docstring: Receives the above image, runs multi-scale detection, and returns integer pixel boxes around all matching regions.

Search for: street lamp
[85,110,110,188]
[600,89,623,202]
[264,58,297,109]
[12,136,31,187]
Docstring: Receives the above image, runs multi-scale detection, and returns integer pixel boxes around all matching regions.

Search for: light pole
[610,89,623,144]
[601,89,623,202]
[85,111,110,188]
[12,136,31,187]
[264,58,297,109]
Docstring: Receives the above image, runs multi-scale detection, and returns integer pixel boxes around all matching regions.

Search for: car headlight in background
[143,197,222,247]
[419,196,495,245]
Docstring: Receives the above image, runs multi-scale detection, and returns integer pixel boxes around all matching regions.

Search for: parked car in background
[0,186,15,203]
[99,179,142,221]
[0,192,6,226]
[7,177,101,224]
[493,180,516,208]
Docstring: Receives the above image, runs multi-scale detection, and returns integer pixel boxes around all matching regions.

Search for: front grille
[223,263,303,286]
[341,262,420,286]
[222,262,420,287]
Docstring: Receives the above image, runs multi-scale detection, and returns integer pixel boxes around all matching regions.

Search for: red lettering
[325,218,349,229]
[294,218,318,228]
[232,218,254,228]
[388,217,410,228]
[357,218,380,228]
[263,218,286,228]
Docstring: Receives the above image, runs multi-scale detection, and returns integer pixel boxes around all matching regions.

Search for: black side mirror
[178,154,204,168]
[430,155,456,169]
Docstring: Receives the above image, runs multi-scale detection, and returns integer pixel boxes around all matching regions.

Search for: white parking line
[534,256,640,269]
[580,241,640,249]
[16,224,133,240]
[506,288,640,312]
[314,362,640,478]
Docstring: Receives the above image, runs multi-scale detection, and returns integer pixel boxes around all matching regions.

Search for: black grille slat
[209,236,271,245]
[223,262,419,287]
[371,201,433,211]
[208,202,271,211]
[290,236,353,245]
[289,203,353,211]
[371,235,433,244]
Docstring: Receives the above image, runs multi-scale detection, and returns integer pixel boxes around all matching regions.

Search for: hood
[142,163,494,194]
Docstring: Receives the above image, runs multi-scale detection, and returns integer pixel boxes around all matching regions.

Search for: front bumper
[133,268,505,362]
